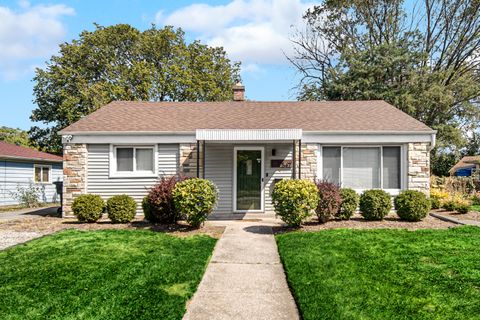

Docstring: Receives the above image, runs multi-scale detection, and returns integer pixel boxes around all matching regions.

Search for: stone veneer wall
[300,143,318,181]
[62,143,87,216]
[407,142,430,194]
[179,143,203,178]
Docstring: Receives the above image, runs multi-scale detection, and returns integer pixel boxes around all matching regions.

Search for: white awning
[196,129,302,141]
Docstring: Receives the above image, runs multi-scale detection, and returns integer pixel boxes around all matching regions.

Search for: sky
[0,0,314,130]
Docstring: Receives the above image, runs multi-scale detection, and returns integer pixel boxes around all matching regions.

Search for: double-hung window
[111,145,156,177]
[321,146,402,191]
[34,165,51,183]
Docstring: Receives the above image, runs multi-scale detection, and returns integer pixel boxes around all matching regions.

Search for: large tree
[290,0,480,174]
[30,24,241,153]
[0,126,31,147]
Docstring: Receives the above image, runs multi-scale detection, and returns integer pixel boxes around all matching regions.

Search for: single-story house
[449,155,480,177]
[59,85,435,217]
[0,141,62,206]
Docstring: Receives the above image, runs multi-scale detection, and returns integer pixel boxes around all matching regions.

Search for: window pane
[343,147,380,189]
[322,147,341,184]
[34,167,41,182]
[136,148,154,171]
[42,167,50,183]
[117,148,133,171]
[383,147,401,189]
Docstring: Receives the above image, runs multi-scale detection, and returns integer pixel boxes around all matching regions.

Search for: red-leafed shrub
[144,175,188,223]
[315,181,341,223]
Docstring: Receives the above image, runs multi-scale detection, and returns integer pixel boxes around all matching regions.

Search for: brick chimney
[233,83,245,101]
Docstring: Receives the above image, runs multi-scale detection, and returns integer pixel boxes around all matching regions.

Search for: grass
[470,204,480,212]
[0,229,216,320]
[276,226,480,320]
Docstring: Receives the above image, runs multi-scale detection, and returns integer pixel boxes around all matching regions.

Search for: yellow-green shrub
[272,179,319,227]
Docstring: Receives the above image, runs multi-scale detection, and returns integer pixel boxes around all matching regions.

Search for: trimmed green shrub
[144,175,188,223]
[72,194,104,222]
[359,190,392,221]
[394,190,431,222]
[456,203,470,214]
[442,200,457,211]
[272,179,319,227]
[337,188,359,220]
[430,196,441,209]
[107,195,137,223]
[172,178,218,228]
[315,181,341,223]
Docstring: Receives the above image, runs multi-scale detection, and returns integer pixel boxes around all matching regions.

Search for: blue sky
[0,0,313,130]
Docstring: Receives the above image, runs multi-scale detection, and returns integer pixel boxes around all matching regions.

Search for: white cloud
[0,1,74,80]
[156,0,313,67]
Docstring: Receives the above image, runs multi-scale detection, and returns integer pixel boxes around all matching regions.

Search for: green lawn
[470,204,480,212]
[0,229,216,320]
[276,227,480,320]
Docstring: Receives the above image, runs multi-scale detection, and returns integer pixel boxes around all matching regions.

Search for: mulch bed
[432,209,480,222]
[273,213,456,234]
[0,216,225,239]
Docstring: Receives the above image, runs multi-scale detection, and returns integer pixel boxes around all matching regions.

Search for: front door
[234,148,263,212]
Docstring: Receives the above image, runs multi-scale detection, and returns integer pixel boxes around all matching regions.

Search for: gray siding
[205,144,234,213]
[205,143,293,214]
[0,160,62,206]
[86,144,179,213]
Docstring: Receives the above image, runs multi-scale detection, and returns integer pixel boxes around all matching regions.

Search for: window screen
[343,147,380,189]
[383,147,401,189]
[136,148,154,171]
[117,148,134,171]
[322,147,341,184]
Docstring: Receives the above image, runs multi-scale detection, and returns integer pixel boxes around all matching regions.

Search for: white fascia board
[196,129,302,141]
[63,132,196,144]
[303,132,436,144]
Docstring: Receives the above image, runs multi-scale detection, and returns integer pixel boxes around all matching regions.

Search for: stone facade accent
[179,143,203,178]
[62,143,87,216]
[300,143,318,181]
[407,142,430,194]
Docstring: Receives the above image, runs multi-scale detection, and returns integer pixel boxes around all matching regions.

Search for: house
[0,141,62,206]
[59,85,435,217]
[449,156,480,177]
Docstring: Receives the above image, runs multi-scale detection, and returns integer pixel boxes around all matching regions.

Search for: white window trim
[317,144,406,195]
[33,164,52,184]
[109,144,158,178]
[233,146,265,213]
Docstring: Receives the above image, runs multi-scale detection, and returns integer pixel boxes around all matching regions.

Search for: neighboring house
[59,85,436,217]
[449,156,480,177]
[0,141,62,206]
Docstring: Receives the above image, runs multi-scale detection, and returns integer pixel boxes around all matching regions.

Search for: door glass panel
[236,150,262,210]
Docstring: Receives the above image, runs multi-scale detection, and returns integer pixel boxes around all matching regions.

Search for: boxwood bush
[144,175,187,223]
[359,190,392,221]
[172,178,218,228]
[107,194,137,223]
[394,190,431,222]
[72,194,104,222]
[337,188,359,220]
[315,181,341,223]
[272,179,319,227]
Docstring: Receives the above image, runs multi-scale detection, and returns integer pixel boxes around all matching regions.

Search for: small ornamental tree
[271,179,319,227]
[315,181,341,223]
[394,190,431,222]
[337,188,359,220]
[144,175,187,223]
[359,190,392,221]
[172,178,218,228]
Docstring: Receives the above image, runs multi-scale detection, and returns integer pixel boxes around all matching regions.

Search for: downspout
[202,141,206,179]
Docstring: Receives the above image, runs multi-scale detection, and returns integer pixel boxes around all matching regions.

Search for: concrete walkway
[183,221,299,320]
